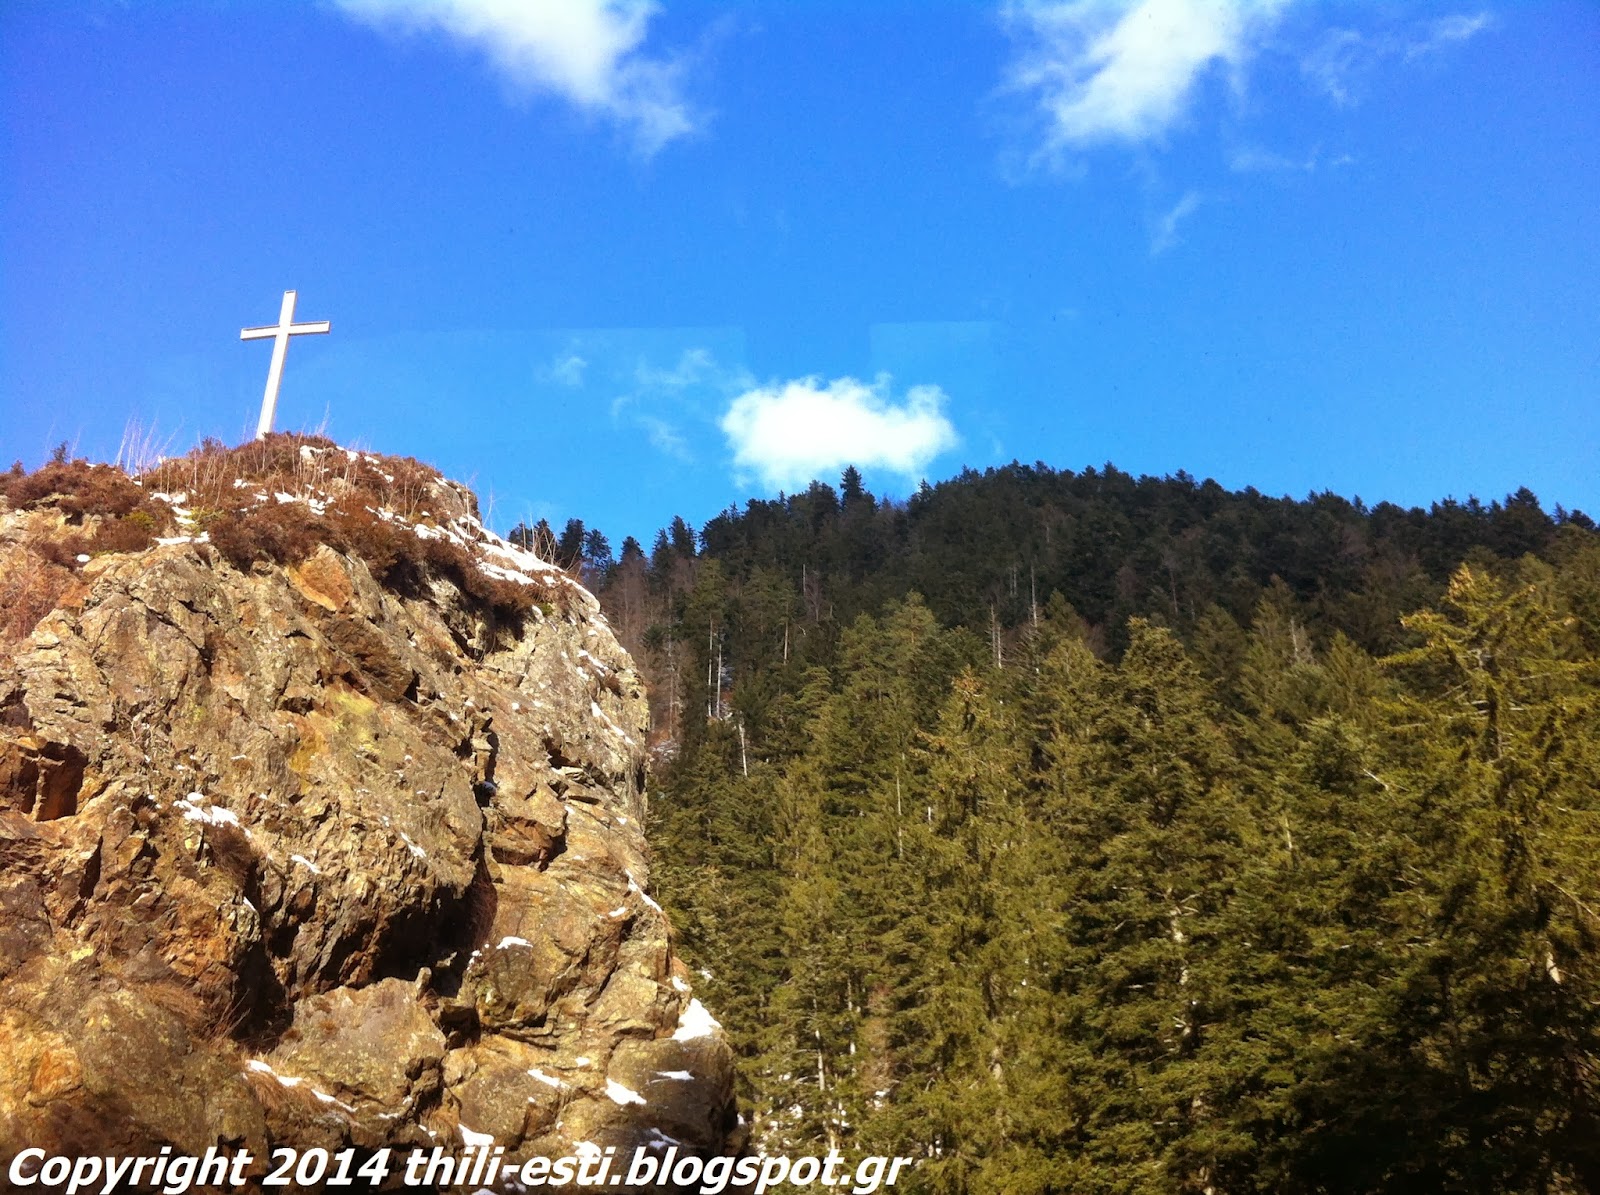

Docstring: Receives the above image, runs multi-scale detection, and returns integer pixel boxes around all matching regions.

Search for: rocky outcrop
[0,441,735,1183]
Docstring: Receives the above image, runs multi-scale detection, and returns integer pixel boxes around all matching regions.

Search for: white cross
[240,290,331,439]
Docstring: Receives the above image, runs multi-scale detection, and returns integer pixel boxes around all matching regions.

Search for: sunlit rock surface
[0,440,735,1182]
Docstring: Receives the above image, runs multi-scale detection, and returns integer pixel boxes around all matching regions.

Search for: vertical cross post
[241,290,331,439]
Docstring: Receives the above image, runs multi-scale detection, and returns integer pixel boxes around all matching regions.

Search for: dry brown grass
[0,458,151,520]
[140,433,452,525]
[0,453,178,598]
[1,434,564,628]
[240,1060,352,1125]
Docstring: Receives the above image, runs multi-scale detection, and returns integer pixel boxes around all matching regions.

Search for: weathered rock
[0,445,736,1185]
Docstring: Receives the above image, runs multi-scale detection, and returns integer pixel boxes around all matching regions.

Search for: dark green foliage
[589,467,1599,1193]
[557,517,587,566]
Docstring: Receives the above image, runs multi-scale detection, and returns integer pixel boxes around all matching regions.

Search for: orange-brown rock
[0,445,736,1184]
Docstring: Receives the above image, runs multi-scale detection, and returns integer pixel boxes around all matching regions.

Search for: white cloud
[1150,189,1201,255]
[609,393,693,460]
[1407,12,1492,59]
[609,347,735,462]
[541,352,587,386]
[335,0,694,152]
[636,415,691,459]
[1300,28,1369,106]
[634,346,719,390]
[1304,12,1492,104]
[1004,0,1290,151]
[1228,143,1316,174]
[721,375,959,491]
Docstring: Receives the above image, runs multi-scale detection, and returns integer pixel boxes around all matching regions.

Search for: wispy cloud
[1408,12,1493,59]
[1228,144,1314,174]
[1150,189,1201,255]
[1004,2,1493,158]
[539,352,588,387]
[335,0,695,152]
[635,414,691,459]
[1226,142,1355,175]
[633,346,720,390]
[721,375,959,491]
[608,388,694,460]
[608,347,737,462]
[1303,12,1492,105]
[1003,0,1290,153]
[1300,28,1366,106]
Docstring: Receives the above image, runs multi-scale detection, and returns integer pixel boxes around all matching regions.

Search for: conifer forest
[542,464,1600,1193]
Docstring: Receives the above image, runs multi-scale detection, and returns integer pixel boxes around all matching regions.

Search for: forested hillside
[560,463,1600,1193]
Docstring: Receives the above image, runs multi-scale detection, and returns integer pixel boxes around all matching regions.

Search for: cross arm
[240,320,332,340]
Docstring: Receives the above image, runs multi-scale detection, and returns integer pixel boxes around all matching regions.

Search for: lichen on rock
[0,437,737,1182]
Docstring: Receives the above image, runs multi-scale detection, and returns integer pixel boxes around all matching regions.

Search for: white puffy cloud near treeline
[720,375,959,493]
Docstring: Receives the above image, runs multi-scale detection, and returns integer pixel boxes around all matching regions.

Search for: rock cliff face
[0,439,735,1181]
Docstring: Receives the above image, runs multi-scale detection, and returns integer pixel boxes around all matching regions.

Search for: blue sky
[3,1,1596,545]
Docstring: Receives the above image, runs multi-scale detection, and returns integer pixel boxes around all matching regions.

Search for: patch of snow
[245,1059,313,1092]
[671,976,690,993]
[528,1068,567,1089]
[590,701,636,747]
[497,935,533,950]
[605,1079,647,1106]
[460,1124,494,1149]
[289,854,321,875]
[313,1089,356,1113]
[480,560,539,587]
[176,793,243,829]
[671,999,721,1042]
[654,1070,694,1082]
[626,872,664,916]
